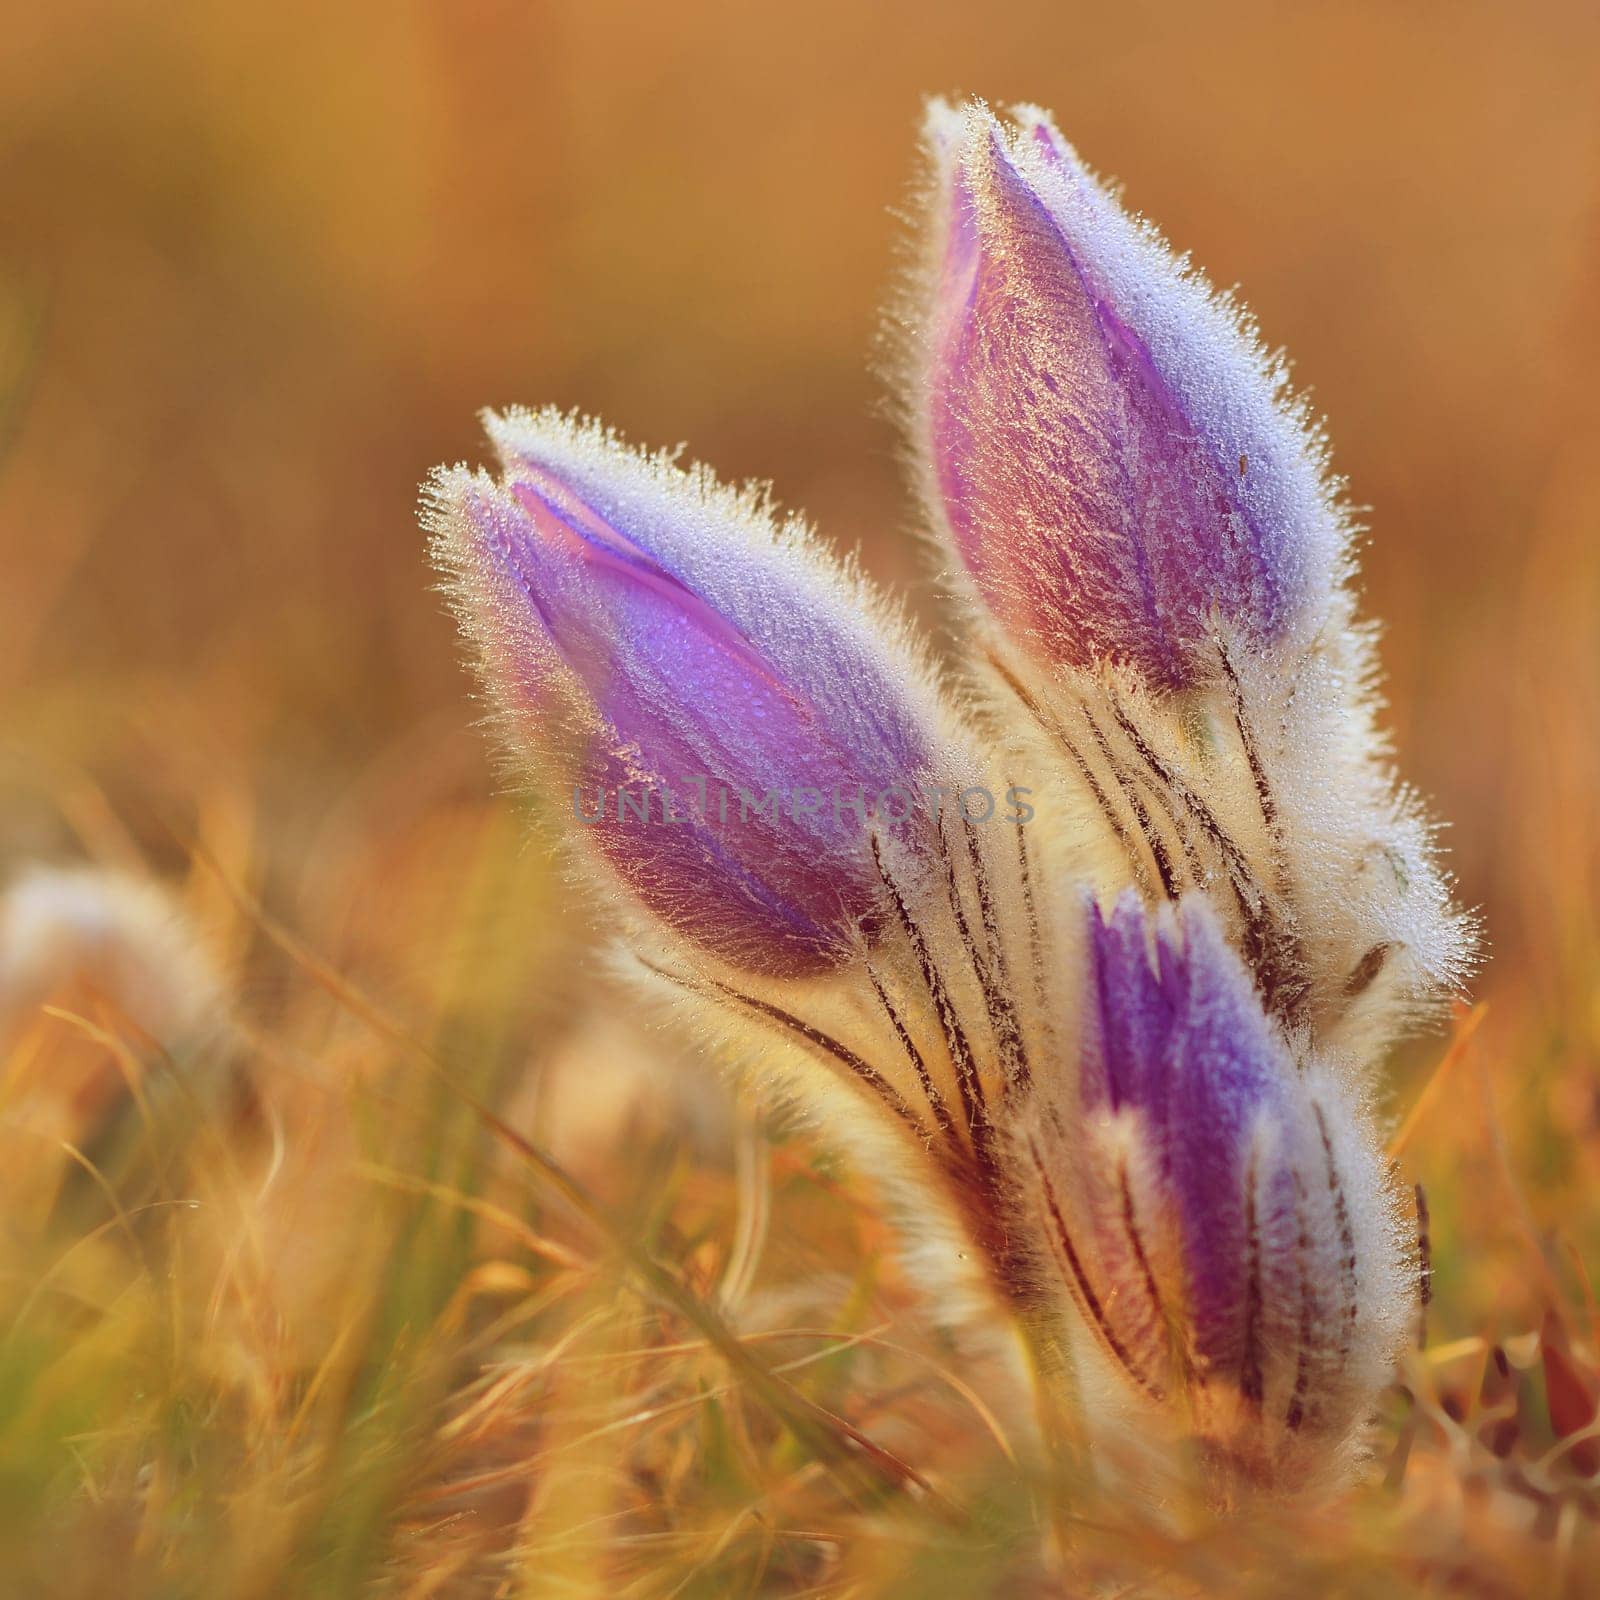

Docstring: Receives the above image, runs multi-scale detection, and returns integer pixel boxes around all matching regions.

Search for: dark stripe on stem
[866,963,956,1150]
[870,836,993,1163]
[641,959,923,1136]
[1116,1153,1167,1372]
[1013,810,1047,1019]
[1285,1182,1315,1432]
[1240,1147,1266,1409]
[1313,1102,1361,1364]
[959,817,1031,1093]
[1081,704,1181,899]
[1109,693,1308,1024]
[1030,1138,1164,1400]
[983,649,1154,895]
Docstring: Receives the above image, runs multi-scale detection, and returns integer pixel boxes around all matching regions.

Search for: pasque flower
[908,100,1347,690]
[1020,895,1410,1488]
[426,98,1472,1501]
[426,408,954,976]
[898,100,1473,1054]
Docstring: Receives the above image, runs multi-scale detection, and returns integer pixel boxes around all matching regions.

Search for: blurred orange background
[1,3,1596,1099]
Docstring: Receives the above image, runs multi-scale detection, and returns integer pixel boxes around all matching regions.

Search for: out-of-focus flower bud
[426,409,951,976]
[910,101,1348,690]
[0,866,226,1055]
[0,864,231,1224]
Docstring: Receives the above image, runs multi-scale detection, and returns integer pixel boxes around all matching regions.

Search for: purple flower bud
[1026,893,1408,1478]
[912,102,1347,690]
[425,410,947,975]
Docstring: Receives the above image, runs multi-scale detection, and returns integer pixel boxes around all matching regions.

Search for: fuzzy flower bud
[1021,894,1412,1488]
[426,96,1469,1504]
[909,101,1348,690]
[426,409,952,975]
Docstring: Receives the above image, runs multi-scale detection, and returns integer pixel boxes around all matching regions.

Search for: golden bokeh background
[1,0,1598,1313]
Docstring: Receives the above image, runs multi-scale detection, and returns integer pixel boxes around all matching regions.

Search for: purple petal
[1082,894,1294,1368]
[487,414,936,784]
